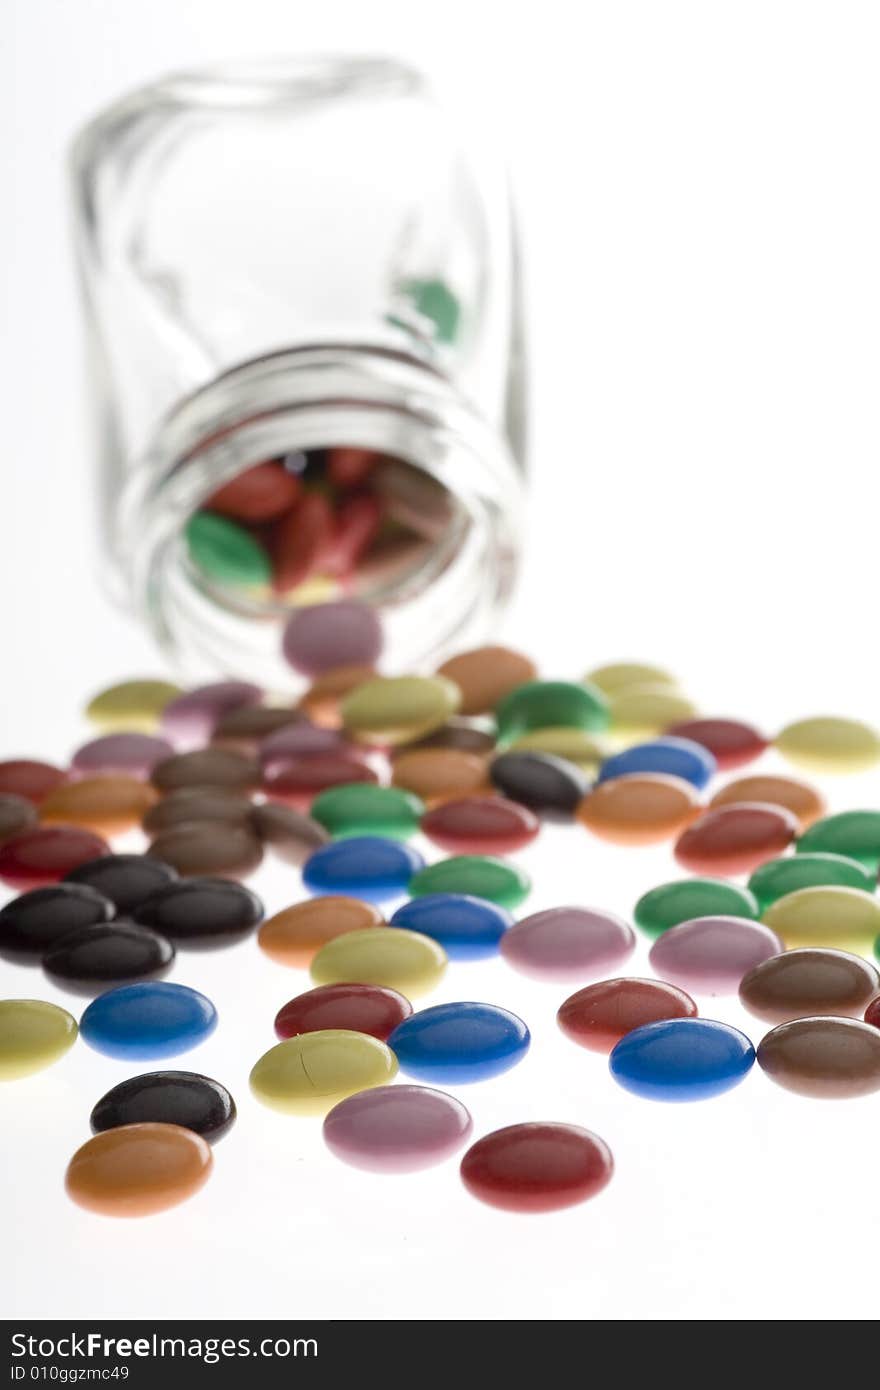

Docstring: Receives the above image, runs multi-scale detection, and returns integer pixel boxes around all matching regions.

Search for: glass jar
[70,56,526,687]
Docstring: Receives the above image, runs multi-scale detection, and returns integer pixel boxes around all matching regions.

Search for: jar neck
[119,344,525,689]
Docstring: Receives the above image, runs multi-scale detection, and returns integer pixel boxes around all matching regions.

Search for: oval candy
[391,748,490,804]
[0,883,114,959]
[674,803,798,875]
[311,784,424,841]
[91,1071,236,1142]
[0,794,38,842]
[0,999,78,1080]
[739,949,880,1024]
[303,837,424,904]
[262,753,379,808]
[599,737,716,791]
[435,646,537,716]
[250,802,331,865]
[762,885,880,954]
[387,1002,530,1083]
[275,983,412,1041]
[507,726,606,770]
[500,906,635,982]
[71,733,173,781]
[40,777,157,837]
[342,675,461,745]
[134,877,263,947]
[86,680,182,734]
[250,1030,398,1115]
[666,717,768,771]
[495,680,609,745]
[488,751,589,818]
[609,1018,755,1101]
[324,1085,472,1173]
[648,916,784,995]
[607,685,698,742]
[747,852,874,914]
[282,599,384,677]
[390,894,512,960]
[310,926,447,998]
[0,826,111,890]
[420,796,540,855]
[775,716,880,775]
[0,759,67,805]
[258,897,382,968]
[796,811,880,872]
[558,977,698,1052]
[79,982,218,1060]
[43,923,175,994]
[578,774,701,845]
[460,1123,613,1213]
[409,855,531,910]
[709,774,825,830]
[757,1017,880,1097]
[64,854,178,915]
[634,878,759,940]
[65,1123,212,1217]
[147,823,264,880]
[585,661,677,695]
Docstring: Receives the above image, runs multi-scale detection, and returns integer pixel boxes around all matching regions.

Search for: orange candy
[65,1123,212,1218]
[258,896,384,968]
[708,774,826,830]
[391,748,490,804]
[577,774,701,846]
[40,777,157,837]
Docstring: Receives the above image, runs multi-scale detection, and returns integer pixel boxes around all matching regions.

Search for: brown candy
[250,802,331,866]
[391,748,490,804]
[739,949,880,1024]
[210,705,303,755]
[40,777,157,837]
[435,646,537,716]
[147,823,263,879]
[142,789,253,836]
[391,720,497,760]
[709,774,826,830]
[151,749,260,794]
[0,794,38,841]
[756,1017,880,1097]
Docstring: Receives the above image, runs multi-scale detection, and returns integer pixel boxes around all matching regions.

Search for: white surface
[4,0,880,1322]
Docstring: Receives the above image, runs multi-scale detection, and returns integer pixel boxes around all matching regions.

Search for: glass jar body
[71,57,526,684]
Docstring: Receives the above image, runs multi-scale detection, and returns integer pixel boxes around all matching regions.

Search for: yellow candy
[774,717,880,775]
[341,676,461,745]
[508,726,609,770]
[249,1030,398,1115]
[0,1000,78,1080]
[608,684,698,744]
[85,679,181,733]
[311,926,447,997]
[585,662,679,696]
[763,885,880,954]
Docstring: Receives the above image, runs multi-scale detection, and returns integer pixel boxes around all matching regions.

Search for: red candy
[324,493,383,579]
[262,753,379,809]
[325,447,381,489]
[666,718,768,771]
[205,461,301,523]
[0,759,68,805]
[674,802,798,875]
[274,983,412,1042]
[865,996,880,1030]
[270,491,334,593]
[420,796,540,854]
[460,1122,613,1213]
[0,825,110,889]
[557,977,698,1053]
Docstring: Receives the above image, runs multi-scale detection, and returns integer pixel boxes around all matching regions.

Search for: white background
[4,0,880,1322]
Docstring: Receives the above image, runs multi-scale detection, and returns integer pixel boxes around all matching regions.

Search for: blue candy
[389,893,512,960]
[302,836,425,904]
[609,1018,755,1101]
[387,1001,530,1083]
[598,736,717,790]
[80,982,217,1061]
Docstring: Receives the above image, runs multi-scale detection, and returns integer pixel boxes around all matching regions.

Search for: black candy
[489,751,590,818]
[90,1071,236,1142]
[0,883,114,960]
[65,853,179,914]
[133,876,263,946]
[43,922,175,994]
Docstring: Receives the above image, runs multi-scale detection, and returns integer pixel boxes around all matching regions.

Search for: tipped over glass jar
[71,56,526,687]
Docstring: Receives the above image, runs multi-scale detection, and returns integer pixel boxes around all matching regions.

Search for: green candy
[495,680,610,746]
[796,811,880,873]
[409,855,531,910]
[186,511,272,588]
[748,852,875,914]
[311,784,425,841]
[398,278,461,343]
[634,878,759,939]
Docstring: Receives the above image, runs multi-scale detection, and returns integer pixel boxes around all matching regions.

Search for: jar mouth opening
[122,347,523,689]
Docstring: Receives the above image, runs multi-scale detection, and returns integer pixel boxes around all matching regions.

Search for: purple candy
[281,599,383,677]
[160,681,263,749]
[70,732,173,780]
[648,915,784,996]
[323,1085,472,1173]
[259,720,347,772]
[500,906,636,982]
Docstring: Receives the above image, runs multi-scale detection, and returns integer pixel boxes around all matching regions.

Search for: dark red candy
[274,983,412,1042]
[666,718,768,771]
[0,826,110,890]
[460,1122,614,1213]
[325,447,381,489]
[674,803,798,875]
[420,796,540,854]
[0,759,67,805]
[865,996,880,1030]
[270,491,334,594]
[262,753,379,809]
[557,977,698,1053]
[204,461,301,523]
